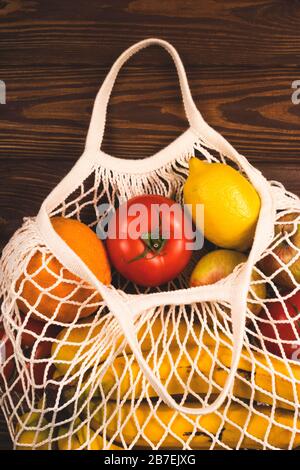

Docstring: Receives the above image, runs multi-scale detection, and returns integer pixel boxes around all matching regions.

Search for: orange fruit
[17,217,111,323]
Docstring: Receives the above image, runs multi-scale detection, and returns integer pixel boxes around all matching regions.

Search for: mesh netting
[1,136,300,450]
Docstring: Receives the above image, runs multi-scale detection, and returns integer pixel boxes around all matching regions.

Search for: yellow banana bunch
[51,320,106,376]
[16,429,49,451]
[58,422,123,450]
[15,404,50,450]
[92,400,300,449]
[51,315,204,376]
[100,334,300,410]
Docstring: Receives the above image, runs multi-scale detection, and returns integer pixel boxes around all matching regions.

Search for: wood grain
[1,0,300,66]
[1,66,300,162]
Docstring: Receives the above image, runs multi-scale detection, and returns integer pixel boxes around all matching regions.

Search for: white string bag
[1,38,300,450]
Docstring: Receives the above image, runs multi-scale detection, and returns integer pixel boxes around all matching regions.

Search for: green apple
[190,249,266,315]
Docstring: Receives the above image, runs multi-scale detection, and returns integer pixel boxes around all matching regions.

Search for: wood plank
[1,0,300,67]
[1,66,300,162]
[0,158,299,252]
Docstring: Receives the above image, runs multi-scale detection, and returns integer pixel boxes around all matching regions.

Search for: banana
[16,429,50,450]
[15,403,50,450]
[58,422,123,450]
[53,311,300,412]
[100,335,300,410]
[58,429,80,450]
[51,320,105,376]
[92,400,300,449]
[51,315,204,376]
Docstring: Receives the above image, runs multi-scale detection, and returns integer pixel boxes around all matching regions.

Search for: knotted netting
[1,38,300,450]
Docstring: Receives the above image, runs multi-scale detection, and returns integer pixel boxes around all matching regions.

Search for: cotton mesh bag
[1,38,300,450]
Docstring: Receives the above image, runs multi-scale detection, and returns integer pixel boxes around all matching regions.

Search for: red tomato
[106,195,194,287]
[20,314,61,349]
[0,325,14,387]
[258,291,300,359]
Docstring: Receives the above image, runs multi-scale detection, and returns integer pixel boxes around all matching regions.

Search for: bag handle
[36,149,275,416]
[36,166,274,417]
[96,275,247,416]
[36,38,276,416]
[85,38,204,152]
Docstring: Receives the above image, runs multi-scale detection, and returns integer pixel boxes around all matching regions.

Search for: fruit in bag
[106,195,193,287]
[259,212,300,290]
[190,249,266,315]
[0,325,14,388]
[258,291,300,359]
[91,400,300,449]
[57,422,123,450]
[184,158,260,251]
[17,217,111,323]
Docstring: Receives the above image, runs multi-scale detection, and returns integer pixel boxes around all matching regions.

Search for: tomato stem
[128,218,167,263]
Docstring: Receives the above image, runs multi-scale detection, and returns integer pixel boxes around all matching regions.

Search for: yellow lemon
[184,158,260,250]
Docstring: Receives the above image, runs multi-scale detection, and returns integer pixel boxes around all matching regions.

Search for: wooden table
[1,0,300,450]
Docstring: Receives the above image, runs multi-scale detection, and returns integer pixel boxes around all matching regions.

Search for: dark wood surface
[1,0,300,450]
